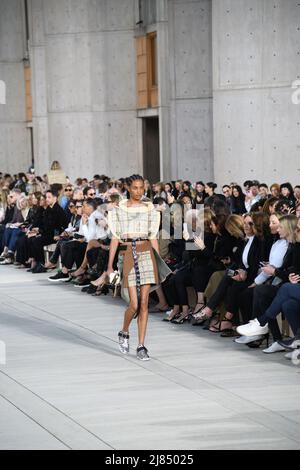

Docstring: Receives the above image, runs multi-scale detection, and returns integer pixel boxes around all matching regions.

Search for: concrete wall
[2,0,300,186]
[0,0,31,174]
[167,0,213,182]
[30,0,140,181]
[212,0,300,186]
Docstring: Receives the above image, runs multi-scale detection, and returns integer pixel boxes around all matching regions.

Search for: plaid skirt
[119,241,158,288]
[118,240,172,305]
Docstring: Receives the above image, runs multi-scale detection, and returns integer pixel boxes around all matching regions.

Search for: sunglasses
[76,205,82,208]
[88,193,95,196]
[65,188,73,192]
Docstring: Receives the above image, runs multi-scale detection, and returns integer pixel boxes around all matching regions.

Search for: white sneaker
[262,341,286,354]
[236,318,269,337]
[285,351,293,359]
[234,335,263,344]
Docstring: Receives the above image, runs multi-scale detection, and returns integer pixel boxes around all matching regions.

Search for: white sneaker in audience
[262,341,285,354]
[285,352,293,359]
[234,335,263,344]
[236,318,268,337]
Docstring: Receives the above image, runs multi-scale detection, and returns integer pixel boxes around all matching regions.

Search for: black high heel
[246,333,269,349]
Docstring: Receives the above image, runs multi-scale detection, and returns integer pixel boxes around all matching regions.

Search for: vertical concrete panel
[262,0,300,85]
[30,0,46,46]
[0,0,24,61]
[174,0,212,97]
[44,0,134,34]
[106,32,136,110]
[176,99,213,181]
[106,111,141,178]
[0,124,29,173]
[28,0,138,180]
[31,46,47,116]
[168,0,213,181]
[214,0,263,88]
[0,0,30,172]
[213,0,300,186]
[46,35,92,112]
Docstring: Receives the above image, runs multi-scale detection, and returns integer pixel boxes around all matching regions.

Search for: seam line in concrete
[0,392,71,450]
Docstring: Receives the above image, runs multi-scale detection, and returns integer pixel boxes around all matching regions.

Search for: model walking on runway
[107,174,171,360]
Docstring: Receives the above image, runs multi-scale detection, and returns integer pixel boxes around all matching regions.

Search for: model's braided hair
[126,174,144,186]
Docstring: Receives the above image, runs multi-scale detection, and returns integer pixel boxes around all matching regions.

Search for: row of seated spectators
[1,177,300,359]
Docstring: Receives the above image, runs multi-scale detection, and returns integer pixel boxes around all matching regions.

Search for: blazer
[41,203,68,238]
[237,235,263,284]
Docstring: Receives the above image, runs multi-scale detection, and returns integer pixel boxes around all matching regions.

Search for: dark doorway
[142,117,160,183]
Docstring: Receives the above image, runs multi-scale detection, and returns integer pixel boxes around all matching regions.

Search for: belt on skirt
[118,237,151,318]
[119,237,149,250]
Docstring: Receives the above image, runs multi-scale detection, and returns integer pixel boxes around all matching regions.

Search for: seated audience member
[0,193,29,264]
[83,186,96,199]
[262,196,279,215]
[14,192,46,267]
[202,214,246,330]
[195,213,263,335]
[27,190,68,273]
[258,183,269,199]
[230,185,246,215]
[204,182,226,206]
[0,189,21,254]
[47,198,100,281]
[45,199,82,269]
[280,182,296,208]
[270,183,281,199]
[193,181,206,206]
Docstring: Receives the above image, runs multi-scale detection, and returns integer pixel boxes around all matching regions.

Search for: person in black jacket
[14,192,46,267]
[27,190,68,273]
[231,185,247,214]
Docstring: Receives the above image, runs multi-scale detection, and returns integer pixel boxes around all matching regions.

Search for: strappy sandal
[162,311,181,322]
[209,317,221,333]
[191,308,213,325]
[192,302,205,317]
[92,283,109,296]
[171,310,192,324]
[219,314,236,337]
